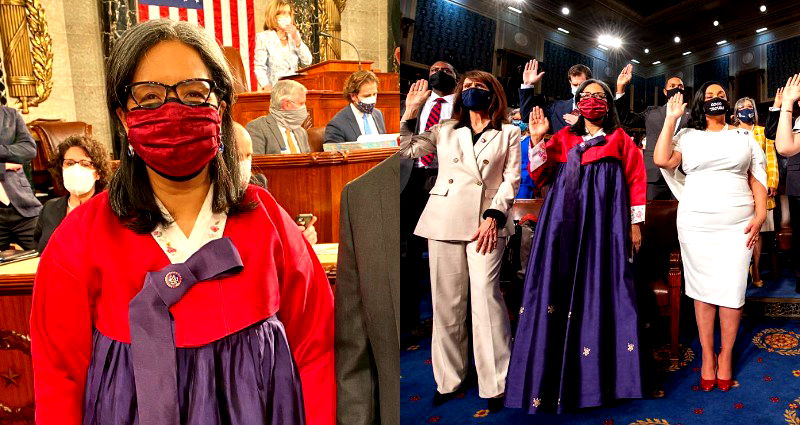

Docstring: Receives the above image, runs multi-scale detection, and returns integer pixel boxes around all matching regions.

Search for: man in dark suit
[400,60,457,343]
[616,74,691,200]
[325,70,387,143]
[245,80,312,154]
[518,61,593,134]
[335,152,402,425]
[0,106,42,250]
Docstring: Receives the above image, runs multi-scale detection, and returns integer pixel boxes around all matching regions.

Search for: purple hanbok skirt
[82,316,305,425]
[505,157,643,413]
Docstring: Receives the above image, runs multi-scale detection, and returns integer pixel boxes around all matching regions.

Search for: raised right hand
[529,106,549,141]
[773,87,784,109]
[405,79,431,110]
[523,59,545,86]
[666,92,687,120]
[782,74,800,110]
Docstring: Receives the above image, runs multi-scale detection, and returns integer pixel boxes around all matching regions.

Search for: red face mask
[577,97,608,121]
[126,102,221,178]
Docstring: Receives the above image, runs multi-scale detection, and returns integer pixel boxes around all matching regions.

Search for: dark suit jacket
[765,108,800,196]
[335,152,399,425]
[324,106,386,143]
[34,196,67,253]
[616,93,691,183]
[519,87,576,134]
[0,106,42,217]
[245,114,311,154]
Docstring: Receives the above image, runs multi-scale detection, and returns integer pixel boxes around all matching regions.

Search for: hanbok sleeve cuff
[631,205,645,224]
[529,141,547,172]
[483,209,507,228]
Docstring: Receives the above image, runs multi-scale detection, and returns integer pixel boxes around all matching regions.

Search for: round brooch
[164,271,183,288]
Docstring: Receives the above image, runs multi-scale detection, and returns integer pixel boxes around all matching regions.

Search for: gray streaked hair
[732,97,758,126]
[106,19,249,234]
[269,80,307,111]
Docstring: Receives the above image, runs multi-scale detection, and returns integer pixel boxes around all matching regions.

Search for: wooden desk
[287,60,400,93]
[253,148,396,243]
[0,243,337,424]
[232,89,400,134]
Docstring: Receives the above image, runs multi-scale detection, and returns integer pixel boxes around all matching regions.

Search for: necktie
[285,128,298,153]
[127,238,244,425]
[420,98,447,167]
[363,113,373,135]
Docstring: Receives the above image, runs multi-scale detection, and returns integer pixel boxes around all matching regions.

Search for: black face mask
[665,87,684,100]
[703,97,729,116]
[429,70,456,94]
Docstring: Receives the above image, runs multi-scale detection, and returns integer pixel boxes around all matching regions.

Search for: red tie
[420,98,446,167]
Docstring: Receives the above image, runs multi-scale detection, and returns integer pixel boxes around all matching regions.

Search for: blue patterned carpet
[401,317,800,425]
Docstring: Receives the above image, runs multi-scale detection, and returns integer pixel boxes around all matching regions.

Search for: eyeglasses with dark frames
[125,78,220,110]
[578,92,607,100]
[63,159,95,169]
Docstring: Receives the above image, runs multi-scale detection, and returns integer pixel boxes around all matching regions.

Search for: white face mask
[239,158,252,188]
[63,164,96,196]
[277,16,292,29]
[360,95,377,105]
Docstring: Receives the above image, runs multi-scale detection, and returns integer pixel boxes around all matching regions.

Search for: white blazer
[399,119,521,241]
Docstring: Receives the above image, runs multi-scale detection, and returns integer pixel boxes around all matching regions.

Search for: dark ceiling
[517,0,800,66]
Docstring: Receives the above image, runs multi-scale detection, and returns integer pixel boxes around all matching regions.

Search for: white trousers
[428,238,511,398]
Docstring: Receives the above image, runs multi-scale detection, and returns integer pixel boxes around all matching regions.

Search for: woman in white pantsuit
[400,71,520,412]
[654,81,767,392]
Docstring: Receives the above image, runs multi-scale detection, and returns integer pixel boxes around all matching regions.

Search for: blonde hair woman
[732,96,778,287]
[254,0,313,90]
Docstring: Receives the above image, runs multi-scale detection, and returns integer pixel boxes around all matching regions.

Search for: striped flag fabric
[137,0,257,91]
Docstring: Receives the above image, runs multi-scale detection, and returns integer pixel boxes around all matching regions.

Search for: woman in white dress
[254,0,313,90]
[654,81,767,392]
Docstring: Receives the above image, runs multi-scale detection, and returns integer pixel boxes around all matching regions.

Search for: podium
[231,60,399,134]
[286,60,400,93]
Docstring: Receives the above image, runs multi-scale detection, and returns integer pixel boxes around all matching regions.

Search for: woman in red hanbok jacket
[505,79,647,413]
[30,20,334,425]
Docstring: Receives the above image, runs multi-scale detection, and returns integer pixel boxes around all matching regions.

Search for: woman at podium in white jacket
[254,0,313,90]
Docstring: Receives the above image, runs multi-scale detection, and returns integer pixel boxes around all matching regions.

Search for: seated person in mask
[325,70,386,143]
[245,79,311,154]
[34,135,111,253]
[235,121,317,243]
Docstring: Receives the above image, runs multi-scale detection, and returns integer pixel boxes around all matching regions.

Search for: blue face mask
[737,108,755,124]
[512,119,528,132]
[461,88,492,111]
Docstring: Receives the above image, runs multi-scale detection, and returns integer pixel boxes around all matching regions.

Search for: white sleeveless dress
[667,127,767,308]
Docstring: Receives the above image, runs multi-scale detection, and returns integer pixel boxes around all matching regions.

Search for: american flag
[137,0,257,90]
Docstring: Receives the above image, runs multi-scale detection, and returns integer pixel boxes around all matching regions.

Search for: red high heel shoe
[717,353,734,391]
[699,355,717,392]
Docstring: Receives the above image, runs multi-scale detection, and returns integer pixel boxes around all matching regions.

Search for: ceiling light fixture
[756,27,768,33]
[760,5,767,12]
[713,20,719,26]
[644,48,650,53]
[562,7,570,15]
[630,59,640,64]
[557,27,570,34]
[673,36,681,43]
[683,51,691,56]
[508,5,522,13]
[652,61,661,65]
[598,34,622,48]
[716,40,727,45]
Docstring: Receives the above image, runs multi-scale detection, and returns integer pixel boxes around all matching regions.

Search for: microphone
[319,32,362,70]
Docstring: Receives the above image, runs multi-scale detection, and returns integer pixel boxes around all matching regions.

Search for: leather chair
[307,127,325,152]
[27,120,92,195]
[222,46,249,94]
[508,199,684,361]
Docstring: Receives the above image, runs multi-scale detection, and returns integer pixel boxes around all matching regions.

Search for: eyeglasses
[125,78,219,109]
[579,92,607,100]
[63,159,94,169]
